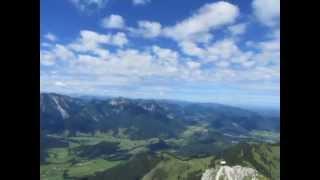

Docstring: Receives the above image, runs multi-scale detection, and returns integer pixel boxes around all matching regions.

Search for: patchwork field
[41,127,279,180]
[41,133,146,180]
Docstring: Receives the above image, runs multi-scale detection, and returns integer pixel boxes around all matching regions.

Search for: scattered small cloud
[68,30,128,55]
[41,0,279,106]
[152,45,178,64]
[69,0,108,12]
[228,23,247,35]
[252,0,280,26]
[101,14,126,29]
[44,33,57,42]
[186,61,201,70]
[112,32,128,47]
[132,0,151,6]
[40,50,56,66]
[130,21,162,38]
[55,81,67,87]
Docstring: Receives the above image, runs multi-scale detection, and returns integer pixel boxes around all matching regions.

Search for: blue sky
[40,0,280,108]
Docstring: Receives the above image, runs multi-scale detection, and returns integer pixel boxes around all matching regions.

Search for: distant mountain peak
[109,98,129,106]
[40,92,279,138]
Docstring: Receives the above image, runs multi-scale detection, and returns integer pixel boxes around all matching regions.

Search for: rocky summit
[201,165,266,180]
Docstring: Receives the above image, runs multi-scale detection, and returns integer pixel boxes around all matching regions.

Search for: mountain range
[40,93,279,139]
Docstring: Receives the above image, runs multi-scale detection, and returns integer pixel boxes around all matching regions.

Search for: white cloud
[130,21,162,38]
[241,61,256,68]
[179,38,244,63]
[228,23,247,35]
[179,41,206,58]
[187,61,201,70]
[258,29,280,52]
[179,36,276,73]
[53,44,76,61]
[101,14,125,29]
[273,29,280,39]
[216,61,230,68]
[112,32,128,47]
[55,81,67,87]
[41,27,280,100]
[79,30,111,45]
[152,45,178,64]
[41,1,280,106]
[69,0,108,11]
[253,47,279,67]
[258,39,280,52]
[69,30,127,55]
[230,51,254,64]
[41,42,52,48]
[44,33,57,41]
[163,1,239,41]
[249,29,280,68]
[78,54,101,62]
[132,0,151,6]
[206,39,240,61]
[40,50,56,66]
[69,30,110,53]
[252,0,280,26]
[40,44,75,66]
[123,2,238,43]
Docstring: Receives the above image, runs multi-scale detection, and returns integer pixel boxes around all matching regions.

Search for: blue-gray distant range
[40,93,279,139]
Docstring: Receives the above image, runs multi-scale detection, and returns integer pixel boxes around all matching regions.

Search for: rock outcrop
[201,165,265,180]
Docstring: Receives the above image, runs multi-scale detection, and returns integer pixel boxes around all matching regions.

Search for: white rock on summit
[201,165,260,180]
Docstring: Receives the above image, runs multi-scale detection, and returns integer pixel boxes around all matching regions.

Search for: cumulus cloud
[258,39,280,52]
[44,33,57,41]
[101,14,126,29]
[107,2,238,43]
[41,1,280,107]
[241,61,256,68]
[187,61,201,70]
[40,31,128,69]
[40,44,76,66]
[40,50,56,66]
[53,44,76,61]
[152,45,178,65]
[41,0,280,103]
[216,61,230,68]
[69,30,110,53]
[69,0,108,12]
[112,32,129,47]
[163,1,239,41]
[206,39,240,61]
[41,36,279,103]
[41,32,278,87]
[179,38,252,65]
[177,34,278,79]
[69,30,127,55]
[130,21,162,38]
[179,41,206,58]
[248,28,280,68]
[228,23,247,35]
[132,0,151,6]
[252,0,280,26]
[55,81,67,87]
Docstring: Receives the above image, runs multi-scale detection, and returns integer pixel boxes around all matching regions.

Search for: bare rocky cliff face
[201,165,267,180]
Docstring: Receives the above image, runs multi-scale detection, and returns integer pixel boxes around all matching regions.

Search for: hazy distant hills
[40,93,279,139]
